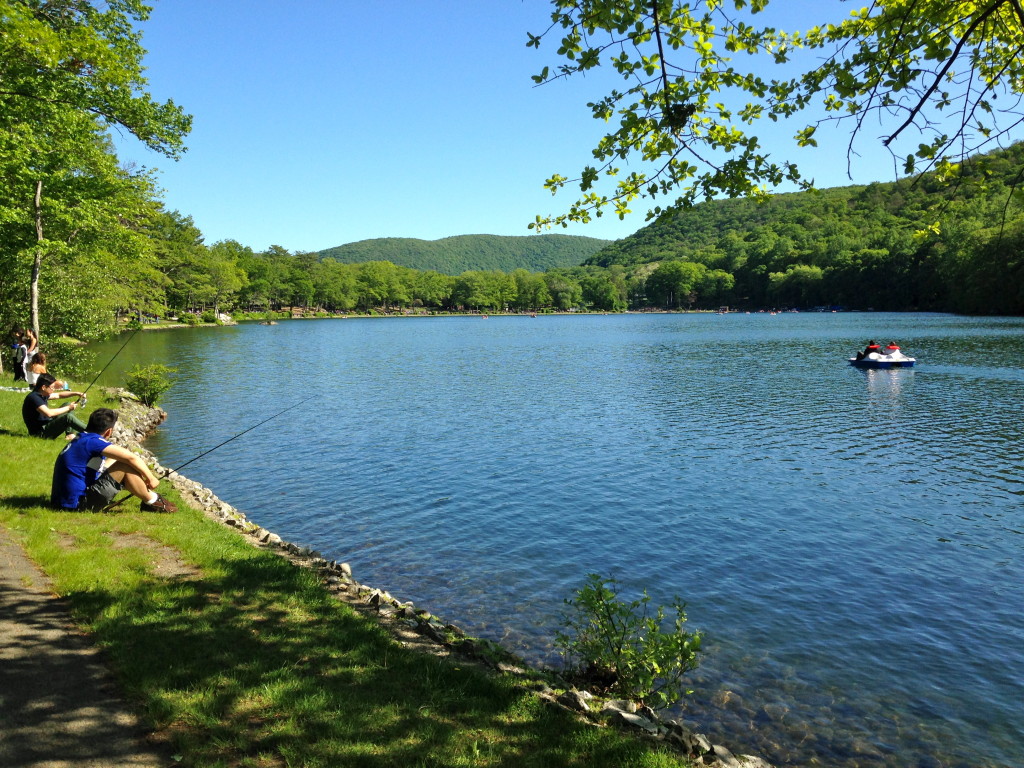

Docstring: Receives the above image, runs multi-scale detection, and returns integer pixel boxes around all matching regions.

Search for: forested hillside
[315,234,610,274]
[582,143,1024,314]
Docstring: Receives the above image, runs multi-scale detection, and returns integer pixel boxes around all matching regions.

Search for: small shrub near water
[125,364,177,406]
[556,573,702,710]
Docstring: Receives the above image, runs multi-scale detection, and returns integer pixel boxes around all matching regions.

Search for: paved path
[0,527,170,767]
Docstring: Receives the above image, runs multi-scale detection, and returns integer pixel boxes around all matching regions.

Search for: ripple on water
[116,314,1024,768]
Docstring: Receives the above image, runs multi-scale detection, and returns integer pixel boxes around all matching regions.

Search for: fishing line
[101,391,320,512]
[170,393,318,475]
[82,326,141,398]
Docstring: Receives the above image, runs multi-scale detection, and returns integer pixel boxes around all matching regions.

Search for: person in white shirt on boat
[884,341,904,359]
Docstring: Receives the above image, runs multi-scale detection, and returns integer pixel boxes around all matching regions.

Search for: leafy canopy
[0,0,191,157]
[528,0,1024,229]
[0,0,192,342]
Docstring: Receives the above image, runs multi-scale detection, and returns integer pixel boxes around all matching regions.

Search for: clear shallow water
[92,313,1024,767]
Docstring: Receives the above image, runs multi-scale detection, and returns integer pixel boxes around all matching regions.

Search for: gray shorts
[82,473,122,510]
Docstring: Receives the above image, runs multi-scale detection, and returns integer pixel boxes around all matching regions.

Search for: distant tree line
[150,143,1024,318]
[146,135,1024,317]
[140,211,739,316]
[11,160,1024,352]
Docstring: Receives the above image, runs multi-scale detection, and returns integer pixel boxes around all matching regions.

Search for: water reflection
[860,368,913,422]
[861,366,912,392]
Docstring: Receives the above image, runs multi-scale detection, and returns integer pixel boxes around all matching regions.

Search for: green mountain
[585,142,1024,270]
[579,142,1024,313]
[585,186,862,268]
[315,234,611,275]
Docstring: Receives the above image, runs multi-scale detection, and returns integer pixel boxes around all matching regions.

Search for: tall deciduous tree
[147,209,206,313]
[528,0,1024,229]
[544,269,584,310]
[511,268,553,310]
[0,0,190,338]
[645,260,707,308]
[412,270,455,309]
[0,108,162,340]
[206,240,249,317]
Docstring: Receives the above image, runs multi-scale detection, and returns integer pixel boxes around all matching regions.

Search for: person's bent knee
[105,461,146,483]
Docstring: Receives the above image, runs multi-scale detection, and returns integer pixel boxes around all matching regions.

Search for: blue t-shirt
[51,432,111,509]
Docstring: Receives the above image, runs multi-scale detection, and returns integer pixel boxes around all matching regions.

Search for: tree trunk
[31,180,43,339]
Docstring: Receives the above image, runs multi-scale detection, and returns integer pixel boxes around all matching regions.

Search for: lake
[90,312,1024,768]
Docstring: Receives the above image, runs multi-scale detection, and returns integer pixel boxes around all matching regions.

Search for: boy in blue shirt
[51,407,177,513]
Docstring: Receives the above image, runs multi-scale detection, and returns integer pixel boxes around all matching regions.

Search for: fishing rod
[170,393,319,475]
[101,392,320,512]
[79,326,141,403]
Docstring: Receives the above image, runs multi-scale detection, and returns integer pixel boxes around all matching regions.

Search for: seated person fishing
[22,373,87,438]
[51,407,177,513]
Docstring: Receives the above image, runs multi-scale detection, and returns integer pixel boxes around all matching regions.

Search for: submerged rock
[110,387,779,768]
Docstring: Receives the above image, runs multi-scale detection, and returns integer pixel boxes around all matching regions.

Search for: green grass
[0,388,692,768]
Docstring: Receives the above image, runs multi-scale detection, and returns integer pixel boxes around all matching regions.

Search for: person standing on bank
[23,327,37,369]
[11,329,29,382]
[22,373,87,438]
[51,407,177,512]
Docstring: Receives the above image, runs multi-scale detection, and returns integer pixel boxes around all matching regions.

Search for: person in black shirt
[11,329,28,382]
[856,340,881,360]
[22,373,87,438]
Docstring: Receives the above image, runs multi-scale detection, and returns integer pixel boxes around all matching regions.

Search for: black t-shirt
[22,390,50,435]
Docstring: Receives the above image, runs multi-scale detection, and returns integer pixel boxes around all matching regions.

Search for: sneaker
[140,496,177,513]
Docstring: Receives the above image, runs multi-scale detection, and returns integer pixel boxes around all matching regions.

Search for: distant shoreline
[136,308,740,331]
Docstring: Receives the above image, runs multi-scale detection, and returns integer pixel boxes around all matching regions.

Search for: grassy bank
[0,387,692,767]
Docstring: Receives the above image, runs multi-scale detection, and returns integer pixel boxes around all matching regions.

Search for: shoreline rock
[110,388,776,768]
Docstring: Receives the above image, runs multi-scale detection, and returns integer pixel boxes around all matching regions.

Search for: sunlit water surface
[91,313,1024,768]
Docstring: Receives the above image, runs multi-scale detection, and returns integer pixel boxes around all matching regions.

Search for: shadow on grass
[70,550,675,768]
[1,495,51,510]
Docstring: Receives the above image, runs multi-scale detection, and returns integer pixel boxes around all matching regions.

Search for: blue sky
[117,1,902,254]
